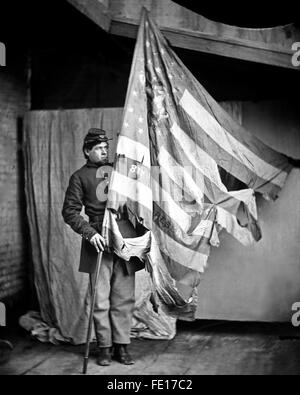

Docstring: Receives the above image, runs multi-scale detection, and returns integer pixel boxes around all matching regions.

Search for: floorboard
[1,321,299,375]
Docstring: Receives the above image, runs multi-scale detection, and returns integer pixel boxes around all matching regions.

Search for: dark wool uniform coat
[62,160,144,274]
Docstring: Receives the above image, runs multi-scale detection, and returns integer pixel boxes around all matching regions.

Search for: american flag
[102,9,292,318]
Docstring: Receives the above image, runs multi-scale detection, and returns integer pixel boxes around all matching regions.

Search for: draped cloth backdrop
[25,108,181,344]
[24,102,244,344]
[24,109,120,344]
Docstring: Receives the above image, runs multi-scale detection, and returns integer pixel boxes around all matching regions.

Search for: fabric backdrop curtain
[25,108,122,344]
[24,104,241,344]
[24,107,179,344]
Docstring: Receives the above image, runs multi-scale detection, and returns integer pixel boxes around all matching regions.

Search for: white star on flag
[130,165,137,173]
[139,73,146,84]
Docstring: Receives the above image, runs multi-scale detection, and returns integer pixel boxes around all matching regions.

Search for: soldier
[62,128,136,366]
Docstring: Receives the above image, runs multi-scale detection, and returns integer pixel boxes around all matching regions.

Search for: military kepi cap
[84,128,113,145]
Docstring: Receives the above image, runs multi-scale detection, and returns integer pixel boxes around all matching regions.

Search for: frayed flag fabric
[102,9,292,318]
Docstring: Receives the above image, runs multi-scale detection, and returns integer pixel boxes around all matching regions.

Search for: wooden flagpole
[82,251,103,375]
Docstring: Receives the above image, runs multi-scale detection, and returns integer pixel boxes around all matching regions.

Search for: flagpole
[82,251,103,375]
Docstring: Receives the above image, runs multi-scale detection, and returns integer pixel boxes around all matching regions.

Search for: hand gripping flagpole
[82,250,103,375]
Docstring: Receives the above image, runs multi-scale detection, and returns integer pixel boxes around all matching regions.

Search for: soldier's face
[86,142,109,164]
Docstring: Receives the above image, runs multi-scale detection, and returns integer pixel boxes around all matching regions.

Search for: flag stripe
[152,177,192,233]
[158,146,204,207]
[178,101,282,199]
[116,135,151,169]
[114,155,151,188]
[112,156,203,231]
[158,140,258,231]
[151,244,201,303]
[110,156,255,247]
[153,175,216,238]
[159,248,201,287]
[180,89,288,188]
[148,241,199,308]
[153,202,212,254]
[170,122,258,219]
[190,81,290,170]
[106,191,153,230]
[152,222,208,273]
[170,122,227,192]
[152,164,198,209]
[191,219,216,238]
[108,171,153,212]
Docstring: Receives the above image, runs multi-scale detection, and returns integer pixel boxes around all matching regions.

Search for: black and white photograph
[0,0,300,379]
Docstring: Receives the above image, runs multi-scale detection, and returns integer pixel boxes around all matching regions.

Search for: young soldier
[62,128,135,366]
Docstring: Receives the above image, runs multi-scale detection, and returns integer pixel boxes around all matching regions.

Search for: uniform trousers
[90,252,135,348]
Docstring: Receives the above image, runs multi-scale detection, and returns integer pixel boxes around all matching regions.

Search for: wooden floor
[1,320,300,375]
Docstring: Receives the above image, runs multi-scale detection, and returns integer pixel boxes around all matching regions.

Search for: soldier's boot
[113,344,135,365]
[96,347,112,366]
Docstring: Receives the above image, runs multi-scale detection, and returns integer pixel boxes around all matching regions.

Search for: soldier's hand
[90,234,106,253]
